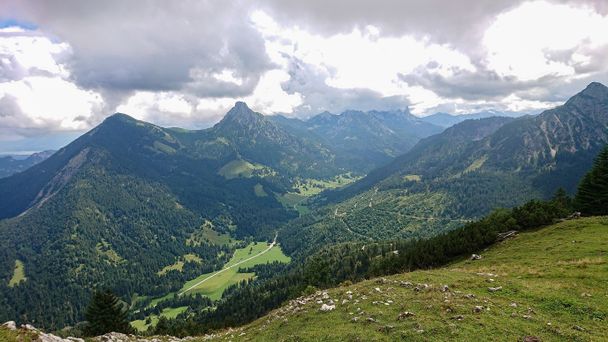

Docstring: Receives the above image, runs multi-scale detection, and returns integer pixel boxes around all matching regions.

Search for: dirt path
[179,233,278,295]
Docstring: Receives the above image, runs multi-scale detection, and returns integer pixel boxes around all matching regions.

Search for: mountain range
[0,101,441,328]
[270,108,442,170]
[0,82,607,333]
[280,82,608,256]
[0,151,55,179]
[419,109,531,128]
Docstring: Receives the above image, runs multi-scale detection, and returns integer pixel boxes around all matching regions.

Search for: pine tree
[83,289,133,336]
[575,145,608,215]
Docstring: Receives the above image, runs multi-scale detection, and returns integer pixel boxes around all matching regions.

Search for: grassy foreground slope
[218,217,607,341]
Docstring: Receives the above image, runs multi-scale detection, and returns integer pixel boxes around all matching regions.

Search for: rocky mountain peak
[565,82,608,107]
[218,101,265,127]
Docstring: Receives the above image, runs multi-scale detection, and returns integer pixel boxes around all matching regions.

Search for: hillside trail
[179,233,278,295]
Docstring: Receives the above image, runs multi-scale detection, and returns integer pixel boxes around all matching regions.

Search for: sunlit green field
[135,241,291,331]
[131,306,188,332]
[180,241,291,300]
[8,260,26,287]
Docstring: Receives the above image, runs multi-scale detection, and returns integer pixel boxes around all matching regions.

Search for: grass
[294,173,360,197]
[152,140,177,154]
[187,220,234,246]
[131,306,188,332]
[402,174,422,182]
[464,155,488,173]
[216,217,608,341]
[179,242,290,300]
[147,241,291,309]
[277,173,360,215]
[157,254,203,276]
[218,159,271,180]
[95,239,124,264]
[253,183,268,197]
[276,192,310,215]
[8,260,26,287]
[0,327,36,342]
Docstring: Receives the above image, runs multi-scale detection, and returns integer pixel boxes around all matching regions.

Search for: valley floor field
[179,234,288,298]
[132,236,290,331]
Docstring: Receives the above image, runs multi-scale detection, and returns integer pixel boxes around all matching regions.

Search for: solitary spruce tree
[84,289,132,336]
[575,145,608,216]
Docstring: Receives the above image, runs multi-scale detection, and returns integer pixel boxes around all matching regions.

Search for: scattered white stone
[476,272,497,277]
[320,303,335,312]
[441,285,449,292]
[374,287,382,292]
[471,254,482,260]
[2,321,16,330]
[473,306,484,313]
[488,286,503,292]
[510,302,518,308]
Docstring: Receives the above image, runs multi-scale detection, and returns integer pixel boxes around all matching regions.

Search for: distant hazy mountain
[0,150,55,178]
[420,110,530,128]
[270,108,442,171]
[281,82,608,256]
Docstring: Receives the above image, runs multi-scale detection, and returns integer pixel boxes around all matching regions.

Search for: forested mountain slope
[279,83,608,257]
[270,108,442,172]
[0,110,297,328]
[0,100,443,330]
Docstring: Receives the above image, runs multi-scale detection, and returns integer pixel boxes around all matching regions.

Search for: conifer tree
[575,145,608,215]
[83,289,133,336]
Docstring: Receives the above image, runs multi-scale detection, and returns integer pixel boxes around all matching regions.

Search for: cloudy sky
[1,0,608,153]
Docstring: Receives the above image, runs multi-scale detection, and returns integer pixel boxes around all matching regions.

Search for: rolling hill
[216,216,608,341]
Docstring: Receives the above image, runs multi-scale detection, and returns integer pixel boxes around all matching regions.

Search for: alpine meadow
[0,1,607,341]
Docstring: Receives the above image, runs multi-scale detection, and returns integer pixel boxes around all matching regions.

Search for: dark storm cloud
[1,0,272,97]
[0,0,607,134]
[257,0,604,53]
[398,67,559,101]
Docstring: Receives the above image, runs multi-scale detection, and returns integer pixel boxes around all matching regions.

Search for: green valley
[131,239,291,331]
